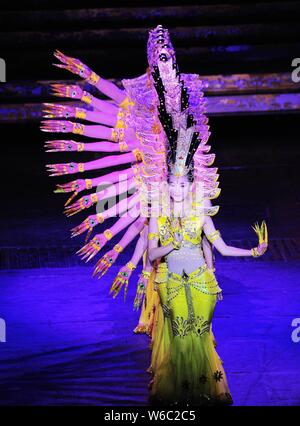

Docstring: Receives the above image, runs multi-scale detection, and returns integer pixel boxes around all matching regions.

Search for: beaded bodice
[157,215,204,248]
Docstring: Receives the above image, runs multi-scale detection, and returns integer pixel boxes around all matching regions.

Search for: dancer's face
[169,175,191,203]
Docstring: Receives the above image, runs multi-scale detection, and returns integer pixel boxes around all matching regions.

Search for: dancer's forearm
[148,244,174,263]
[218,245,252,257]
[203,215,267,258]
[130,234,147,267]
[95,78,126,105]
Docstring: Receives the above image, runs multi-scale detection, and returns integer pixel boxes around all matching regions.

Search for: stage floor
[0,261,299,406]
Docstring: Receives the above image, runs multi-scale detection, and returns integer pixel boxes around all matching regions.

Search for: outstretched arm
[53,50,126,104]
[203,215,267,257]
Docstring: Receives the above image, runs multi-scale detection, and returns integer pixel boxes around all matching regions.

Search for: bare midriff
[164,243,206,275]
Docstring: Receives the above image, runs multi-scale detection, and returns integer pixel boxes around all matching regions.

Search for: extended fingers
[46,163,69,176]
[40,120,70,133]
[42,103,73,119]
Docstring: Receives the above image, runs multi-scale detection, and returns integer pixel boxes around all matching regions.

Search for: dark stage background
[0,0,300,406]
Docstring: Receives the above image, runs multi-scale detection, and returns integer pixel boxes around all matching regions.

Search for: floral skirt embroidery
[145,262,233,406]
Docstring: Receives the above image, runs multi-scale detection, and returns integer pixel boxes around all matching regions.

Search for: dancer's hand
[133,271,150,311]
[64,193,98,217]
[109,265,133,300]
[42,103,77,119]
[76,234,105,261]
[53,49,94,80]
[71,214,104,238]
[257,241,268,256]
[50,84,83,99]
[40,120,74,133]
[46,161,82,176]
[93,250,118,278]
[53,179,90,207]
[54,179,87,194]
[44,140,80,152]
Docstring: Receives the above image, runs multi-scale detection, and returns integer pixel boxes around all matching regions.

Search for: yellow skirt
[134,261,233,406]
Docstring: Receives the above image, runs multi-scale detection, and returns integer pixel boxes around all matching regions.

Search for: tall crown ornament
[143,25,220,215]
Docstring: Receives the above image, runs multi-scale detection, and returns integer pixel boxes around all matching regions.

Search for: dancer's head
[168,173,192,203]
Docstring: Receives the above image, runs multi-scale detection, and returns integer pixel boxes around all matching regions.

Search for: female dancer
[41,25,268,406]
[145,172,267,406]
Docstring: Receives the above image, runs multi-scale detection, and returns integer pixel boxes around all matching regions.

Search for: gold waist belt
[155,262,222,295]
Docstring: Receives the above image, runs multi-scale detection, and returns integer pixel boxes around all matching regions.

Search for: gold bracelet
[141,270,151,278]
[116,119,125,129]
[81,91,93,105]
[119,141,128,152]
[251,247,260,257]
[116,111,126,129]
[104,229,113,240]
[111,127,125,142]
[85,179,93,190]
[96,213,104,224]
[75,108,87,120]
[126,261,136,271]
[73,123,85,135]
[91,193,98,203]
[87,72,100,85]
[113,244,124,253]
[77,142,84,152]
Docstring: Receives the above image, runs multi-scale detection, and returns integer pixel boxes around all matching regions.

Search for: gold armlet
[126,261,136,271]
[207,230,221,244]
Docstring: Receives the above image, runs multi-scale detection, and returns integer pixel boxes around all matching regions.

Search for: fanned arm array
[40,50,152,304]
[40,25,223,306]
